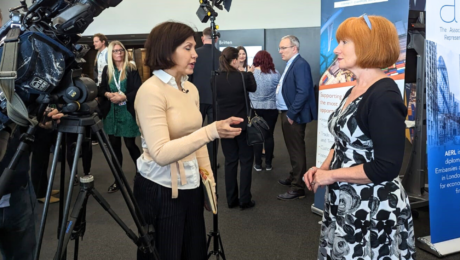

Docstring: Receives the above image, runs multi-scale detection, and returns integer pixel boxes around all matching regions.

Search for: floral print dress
[318,91,416,260]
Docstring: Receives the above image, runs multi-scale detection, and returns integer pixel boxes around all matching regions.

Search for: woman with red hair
[249,50,280,171]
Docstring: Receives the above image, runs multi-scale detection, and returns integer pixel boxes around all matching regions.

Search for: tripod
[35,113,160,260]
[206,14,226,260]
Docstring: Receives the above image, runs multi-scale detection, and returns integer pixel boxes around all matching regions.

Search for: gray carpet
[27,120,457,260]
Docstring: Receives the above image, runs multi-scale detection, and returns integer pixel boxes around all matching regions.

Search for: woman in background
[216,47,257,210]
[249,50,280,171]
[99,40,142,193]
[236,46,248,72]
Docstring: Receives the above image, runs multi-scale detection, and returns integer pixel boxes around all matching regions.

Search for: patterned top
[103,68,140,138]
[249,69,280,109]
[317,88,416,260]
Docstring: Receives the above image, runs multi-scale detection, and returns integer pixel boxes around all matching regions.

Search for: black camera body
[0,0,122,127]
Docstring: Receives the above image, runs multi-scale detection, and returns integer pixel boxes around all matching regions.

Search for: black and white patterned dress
[318,90,416,260]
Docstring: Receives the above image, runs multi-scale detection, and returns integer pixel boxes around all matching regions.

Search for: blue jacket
[281,55,317,124]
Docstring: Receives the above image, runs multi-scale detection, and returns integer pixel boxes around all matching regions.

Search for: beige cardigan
[135,75,219,198]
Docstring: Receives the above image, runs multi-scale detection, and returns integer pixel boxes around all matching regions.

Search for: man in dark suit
[276,35,317,200]
[189,27,221,162]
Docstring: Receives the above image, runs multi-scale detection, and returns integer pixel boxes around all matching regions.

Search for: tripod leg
[94,128,145,221]
[94,132,143,224]
[94,129,159,258]
[56,133,84,260]
[218,235,226,260]
[54,189,89,260]
[35,132,64,260]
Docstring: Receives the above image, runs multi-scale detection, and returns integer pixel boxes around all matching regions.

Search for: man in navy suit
[276,35,317,200]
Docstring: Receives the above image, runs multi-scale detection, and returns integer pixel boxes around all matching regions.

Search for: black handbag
[240,72,270,146]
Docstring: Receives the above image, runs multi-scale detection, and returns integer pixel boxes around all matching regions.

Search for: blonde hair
[107,41,135,84]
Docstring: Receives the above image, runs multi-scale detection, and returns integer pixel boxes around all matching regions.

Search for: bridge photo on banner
[314,0,409,214]
[418,0,460,256]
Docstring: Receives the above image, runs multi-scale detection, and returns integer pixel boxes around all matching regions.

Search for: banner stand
[402,31,429,211]
[310,205,323,216]
[416,237,460,257]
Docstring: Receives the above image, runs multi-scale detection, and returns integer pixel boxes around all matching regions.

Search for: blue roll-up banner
[315,0,409,213]
[425,0,460,245]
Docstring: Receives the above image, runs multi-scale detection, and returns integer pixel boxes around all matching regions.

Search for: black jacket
[355,78,407,183]
[189,44,221,104]
[97,65,142,119]
[215,71,257,130]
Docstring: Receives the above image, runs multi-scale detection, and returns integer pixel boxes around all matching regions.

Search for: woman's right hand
[304,167,318,191]
[216,117,244,138]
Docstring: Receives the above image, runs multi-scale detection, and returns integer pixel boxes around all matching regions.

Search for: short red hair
[253,50,276,74]
[336,15,400,69]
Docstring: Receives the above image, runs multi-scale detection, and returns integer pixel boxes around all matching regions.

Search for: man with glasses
[276,35,317,200]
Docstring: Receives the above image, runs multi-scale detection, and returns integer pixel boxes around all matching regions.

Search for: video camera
[0,0,122,129]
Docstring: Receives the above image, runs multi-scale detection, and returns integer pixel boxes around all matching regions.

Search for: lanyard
[112,69,123,93]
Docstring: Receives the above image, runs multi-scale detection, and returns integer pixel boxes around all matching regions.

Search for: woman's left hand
[311,169,335,193]
[110,93,126,104]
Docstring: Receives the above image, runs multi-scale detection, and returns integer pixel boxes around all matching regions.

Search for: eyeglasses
[360,13,372,30]
[278,46,294,51]
[112,49,125,54]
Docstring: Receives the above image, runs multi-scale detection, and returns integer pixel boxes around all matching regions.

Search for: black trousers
[221,132,254,205]
[280,112,307,190]
[200,103,218,164]
[31,128,56,198]
[134,174,206,260]
[108,136,141,184]
[66,132,92,175]
[253,109,278,165]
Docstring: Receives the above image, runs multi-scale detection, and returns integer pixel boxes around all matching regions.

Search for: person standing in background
[276,35,317,200]
[92,33,109,146]
[236,46,248,72]
[249,50,280,172]
[216,47,257,210]
[99,41,142,193]
[189,27,221,164]
[93,33,109,86]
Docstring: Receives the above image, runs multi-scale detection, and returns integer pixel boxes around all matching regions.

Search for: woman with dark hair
[249,50,280,171]
[236,46,248,72]
[304,15,416,259]
[134,22,243,260]
[99,40,142,193]
[215,47,257,210]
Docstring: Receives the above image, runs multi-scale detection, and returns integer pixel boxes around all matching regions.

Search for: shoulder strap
[240,72,257,120]
[0,27,37,127]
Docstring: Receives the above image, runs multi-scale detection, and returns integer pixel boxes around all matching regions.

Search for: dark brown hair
[336,15,400,68]
[236,46,248,69]
[93,33,108,47]
[219,47,239,72]
[202,27,212,38]
[144,22,195,70]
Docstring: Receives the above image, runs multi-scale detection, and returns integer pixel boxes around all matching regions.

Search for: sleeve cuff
[205,122,220,141]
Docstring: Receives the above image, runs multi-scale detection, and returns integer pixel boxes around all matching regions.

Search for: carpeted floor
[28,120,457,260]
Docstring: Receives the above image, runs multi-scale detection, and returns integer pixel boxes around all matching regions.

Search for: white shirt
[96,48,108,86]
[276,53,299,111]
[136,70,200,190]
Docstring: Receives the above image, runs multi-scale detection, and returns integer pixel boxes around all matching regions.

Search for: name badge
[119,101,126,106]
